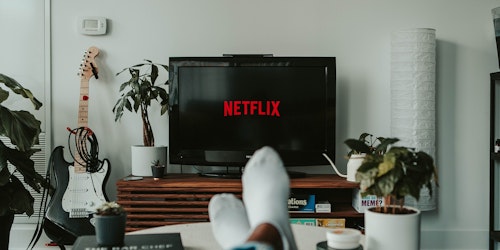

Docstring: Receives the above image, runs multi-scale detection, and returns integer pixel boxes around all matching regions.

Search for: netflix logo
[224,100,280,117]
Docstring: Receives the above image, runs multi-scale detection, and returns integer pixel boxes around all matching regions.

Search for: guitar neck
[74,46,99,174]
[74,78,89,173]
[77,78,89,128]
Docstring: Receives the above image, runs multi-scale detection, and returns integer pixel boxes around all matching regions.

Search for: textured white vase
[365,206,421,250]
[131,145,167,176]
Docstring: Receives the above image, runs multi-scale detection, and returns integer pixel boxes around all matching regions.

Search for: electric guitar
[44,47,110,245]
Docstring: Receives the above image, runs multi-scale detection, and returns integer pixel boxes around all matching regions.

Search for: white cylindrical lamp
[390,28,437,211]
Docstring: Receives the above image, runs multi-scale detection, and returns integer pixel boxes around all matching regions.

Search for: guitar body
[43,146,110,245]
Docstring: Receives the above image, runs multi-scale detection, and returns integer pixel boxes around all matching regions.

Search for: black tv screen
[168,56,336,169]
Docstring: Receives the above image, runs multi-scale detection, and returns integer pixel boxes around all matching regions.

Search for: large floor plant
[112,60,169,176]
[0,73,51,249]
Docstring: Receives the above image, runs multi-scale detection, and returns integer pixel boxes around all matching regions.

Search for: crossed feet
[209,146,298,250]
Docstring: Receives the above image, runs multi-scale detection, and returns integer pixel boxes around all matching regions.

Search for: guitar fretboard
[74,78,89,173]
[78,78,89,128]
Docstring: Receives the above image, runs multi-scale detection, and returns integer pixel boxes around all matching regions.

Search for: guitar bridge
[69,208,89,218]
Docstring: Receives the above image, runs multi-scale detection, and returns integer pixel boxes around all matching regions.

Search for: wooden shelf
[116,173,361,232]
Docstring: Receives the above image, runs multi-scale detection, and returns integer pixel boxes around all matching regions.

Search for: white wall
[49,0,500,249]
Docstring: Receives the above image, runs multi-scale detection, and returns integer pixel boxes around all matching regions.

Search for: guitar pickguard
[61,162,109,218]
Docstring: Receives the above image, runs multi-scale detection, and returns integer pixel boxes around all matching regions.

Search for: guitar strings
[67,126,104,173]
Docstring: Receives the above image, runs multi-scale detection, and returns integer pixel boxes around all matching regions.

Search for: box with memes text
[352,188,384,213]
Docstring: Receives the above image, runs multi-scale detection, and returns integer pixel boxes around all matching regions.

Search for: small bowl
[326,228,361,249]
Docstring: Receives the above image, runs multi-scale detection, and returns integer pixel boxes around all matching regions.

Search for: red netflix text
[224,100,280,117]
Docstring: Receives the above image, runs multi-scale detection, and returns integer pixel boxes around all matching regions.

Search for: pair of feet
[208,147,298,250]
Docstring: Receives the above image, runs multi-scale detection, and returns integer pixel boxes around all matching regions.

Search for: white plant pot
[365,206,421,250]
[346,154,365,182]
[131,145,167,176]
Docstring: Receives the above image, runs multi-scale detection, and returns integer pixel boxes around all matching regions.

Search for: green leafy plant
[344,132,398,156]
[0,73,51,216]
[112,60,169,147]
[95,201,125,216]
[151,159,163,168]
[347,133,438,214]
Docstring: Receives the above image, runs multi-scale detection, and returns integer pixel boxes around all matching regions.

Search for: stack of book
[288,194,345,229]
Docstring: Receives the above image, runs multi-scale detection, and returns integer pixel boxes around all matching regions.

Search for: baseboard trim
[421,229,488,250]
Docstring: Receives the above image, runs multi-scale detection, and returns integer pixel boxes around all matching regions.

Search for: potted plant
[94,201,127,246]
[352,135,438,250]
[0,73,52,249]
[150,159,165,180]
[113,60,169,176]
[344,133,398,182]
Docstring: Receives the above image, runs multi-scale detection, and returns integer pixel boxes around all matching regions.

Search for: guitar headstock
[78,46,99,80]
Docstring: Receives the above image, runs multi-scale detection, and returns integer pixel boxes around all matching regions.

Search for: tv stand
[199,168,306,179]
[116,174,362,232]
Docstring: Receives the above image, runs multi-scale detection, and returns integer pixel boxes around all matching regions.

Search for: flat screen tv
[168,56,336,177]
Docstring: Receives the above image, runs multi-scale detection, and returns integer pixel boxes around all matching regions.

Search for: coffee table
[130,222,364,249]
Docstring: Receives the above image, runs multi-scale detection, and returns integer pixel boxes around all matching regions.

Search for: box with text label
[352,188,384,213]
[288,194,315,213]
[289,218,317,226]
[316,218,346,229]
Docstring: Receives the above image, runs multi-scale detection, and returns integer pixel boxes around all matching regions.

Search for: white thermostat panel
[78,16,107,35]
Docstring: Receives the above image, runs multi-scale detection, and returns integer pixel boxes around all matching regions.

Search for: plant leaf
[0,107,41,152]
[344,139,371,154]
[8,175,35,216]
[0,87,9,103]
[0,162,11,187]
[374,137,399,154]
[0,74,42,110]
[150,64,159,85]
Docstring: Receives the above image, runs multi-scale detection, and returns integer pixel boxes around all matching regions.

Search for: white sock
[209,193,251,249]
[242,146,297,250]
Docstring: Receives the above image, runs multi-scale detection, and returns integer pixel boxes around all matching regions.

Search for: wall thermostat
[78,16,107,35]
